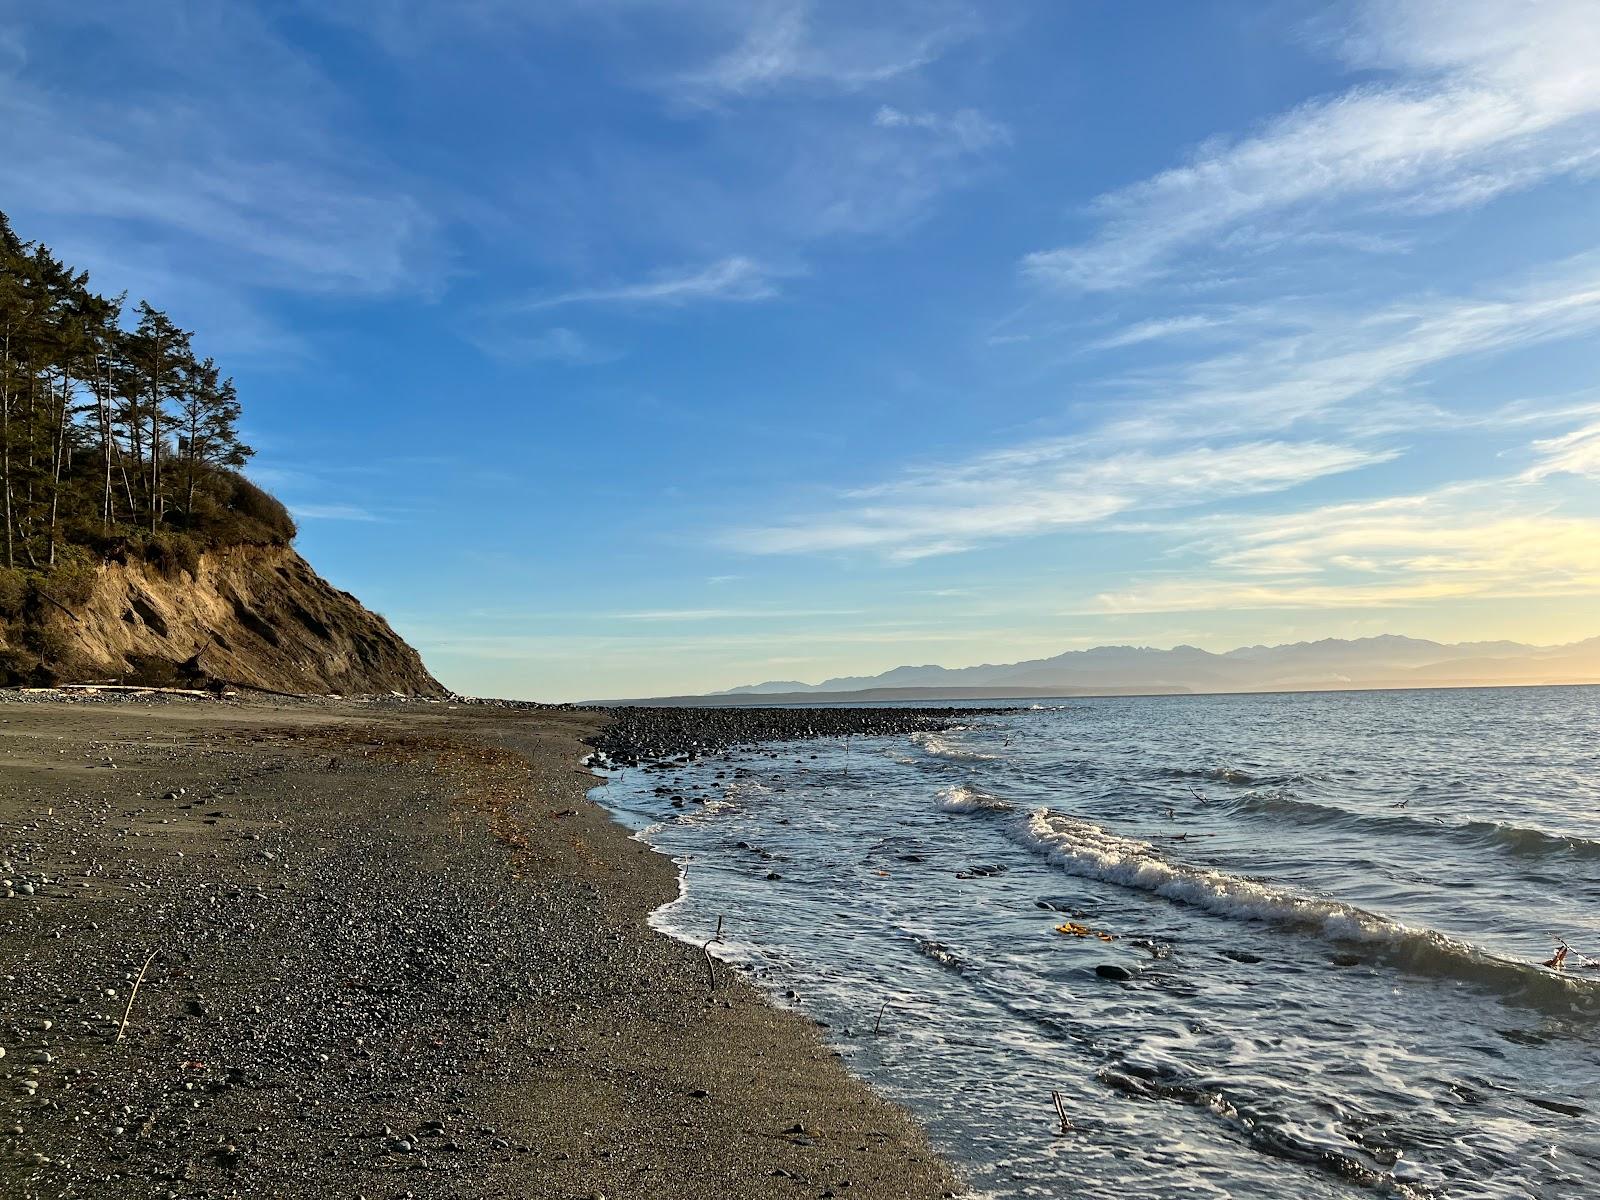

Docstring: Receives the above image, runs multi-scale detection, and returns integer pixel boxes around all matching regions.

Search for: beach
[0,696,958,1200]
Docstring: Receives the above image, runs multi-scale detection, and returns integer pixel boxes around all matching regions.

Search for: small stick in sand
[873,1000,887,1035]
[115,950,159,1044]
[702,916,725,991]
[1051,1089,1072,1134]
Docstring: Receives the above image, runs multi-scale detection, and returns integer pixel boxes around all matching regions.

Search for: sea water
[595,687,1600,1199]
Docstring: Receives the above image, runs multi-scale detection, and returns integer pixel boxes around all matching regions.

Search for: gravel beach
[0,697,960,1199]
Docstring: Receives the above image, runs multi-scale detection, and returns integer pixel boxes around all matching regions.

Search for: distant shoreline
[591,677,1600,707]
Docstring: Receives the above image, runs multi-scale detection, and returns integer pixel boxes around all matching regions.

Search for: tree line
[0,208,291,579]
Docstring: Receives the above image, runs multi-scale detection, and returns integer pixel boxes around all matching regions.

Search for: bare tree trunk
[93,352,113,532]
[1,324,14,569]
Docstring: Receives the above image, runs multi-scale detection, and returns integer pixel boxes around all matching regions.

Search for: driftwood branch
[1051,1089,1072,1134]
[115,950,159,1044]
[701,916,725,991]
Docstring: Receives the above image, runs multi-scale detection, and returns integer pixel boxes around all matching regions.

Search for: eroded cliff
[6,545,444,696]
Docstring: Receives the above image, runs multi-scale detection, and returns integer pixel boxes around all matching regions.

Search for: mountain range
[709,635,1600,702]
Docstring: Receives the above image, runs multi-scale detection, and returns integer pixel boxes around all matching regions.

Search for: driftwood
[1051,1089,1072,1134]
[115,950,159,1044]
[59,684,212,697]
[702,916,725,991]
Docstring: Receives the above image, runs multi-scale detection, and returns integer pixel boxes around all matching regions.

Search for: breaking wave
[911,731,999,763]
[938,801,1600,1014]
[938,784,1015,813]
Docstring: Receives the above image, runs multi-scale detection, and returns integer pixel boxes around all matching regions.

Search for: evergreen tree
[0,208,292,579]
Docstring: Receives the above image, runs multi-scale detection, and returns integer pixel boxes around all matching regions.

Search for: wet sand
[0,697,958,1199]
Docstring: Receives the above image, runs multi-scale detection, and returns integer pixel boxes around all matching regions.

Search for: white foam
[938,784,1015,813]
[991,808,1598,1011]
[912,731,999,762]
[1017,809,1399,938]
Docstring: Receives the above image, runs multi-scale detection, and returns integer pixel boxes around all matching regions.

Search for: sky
[4,0,1600,700]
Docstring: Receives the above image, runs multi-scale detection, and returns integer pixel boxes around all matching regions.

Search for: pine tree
[0,207,292,581]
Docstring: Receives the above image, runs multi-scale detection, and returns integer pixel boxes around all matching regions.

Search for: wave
[911,731,999,763]
[939,802,1599,1014]
[1227,791,1600,863]
[938,784,1015,814]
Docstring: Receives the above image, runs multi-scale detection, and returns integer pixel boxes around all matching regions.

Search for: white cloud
[289,503,385,522]
[1524,419,1600,480]
[873,105,1011,152]
[470,325,617,366]
[1086,313,1231,352]
[0,4,436,299]
[1025,0,1600,291]
[1101,256,1600,440]
[525,256,782,309]
[680,0,977,96]
[725,440,1393,560]
[1092,481,1600,614]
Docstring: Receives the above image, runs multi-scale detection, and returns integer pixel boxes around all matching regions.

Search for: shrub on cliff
[0,568,25,618]
[36,547,99,607]
[183,472,297,548]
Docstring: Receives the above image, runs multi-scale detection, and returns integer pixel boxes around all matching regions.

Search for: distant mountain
[711,635,1600,700]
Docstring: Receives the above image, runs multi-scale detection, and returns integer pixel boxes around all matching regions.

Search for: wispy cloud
[873,105,1011,152]
[468,324,618,366]
[524,256,782,309]
[679,0,978,97]
[1085,313,1232,352]
[289,503,386,522]
[0,6,436,300]
[1100,256,1600,440]
[1523,419,1600,480]
[1092,457,1600,615]
[725,440,1393,560]
[722,253,1600,563]
[1024,0,1600,291]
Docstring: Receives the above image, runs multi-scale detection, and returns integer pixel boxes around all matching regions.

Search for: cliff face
[15,545,445,696]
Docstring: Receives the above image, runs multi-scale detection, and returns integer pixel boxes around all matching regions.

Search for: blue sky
[5,0,1600,699]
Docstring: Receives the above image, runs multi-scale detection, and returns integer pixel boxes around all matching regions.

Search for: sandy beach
[0,696,958,1200]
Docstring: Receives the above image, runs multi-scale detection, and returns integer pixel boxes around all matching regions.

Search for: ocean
[596,687,1600,1199]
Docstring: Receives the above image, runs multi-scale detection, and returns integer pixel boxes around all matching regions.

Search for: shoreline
[1,697,960,1199]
